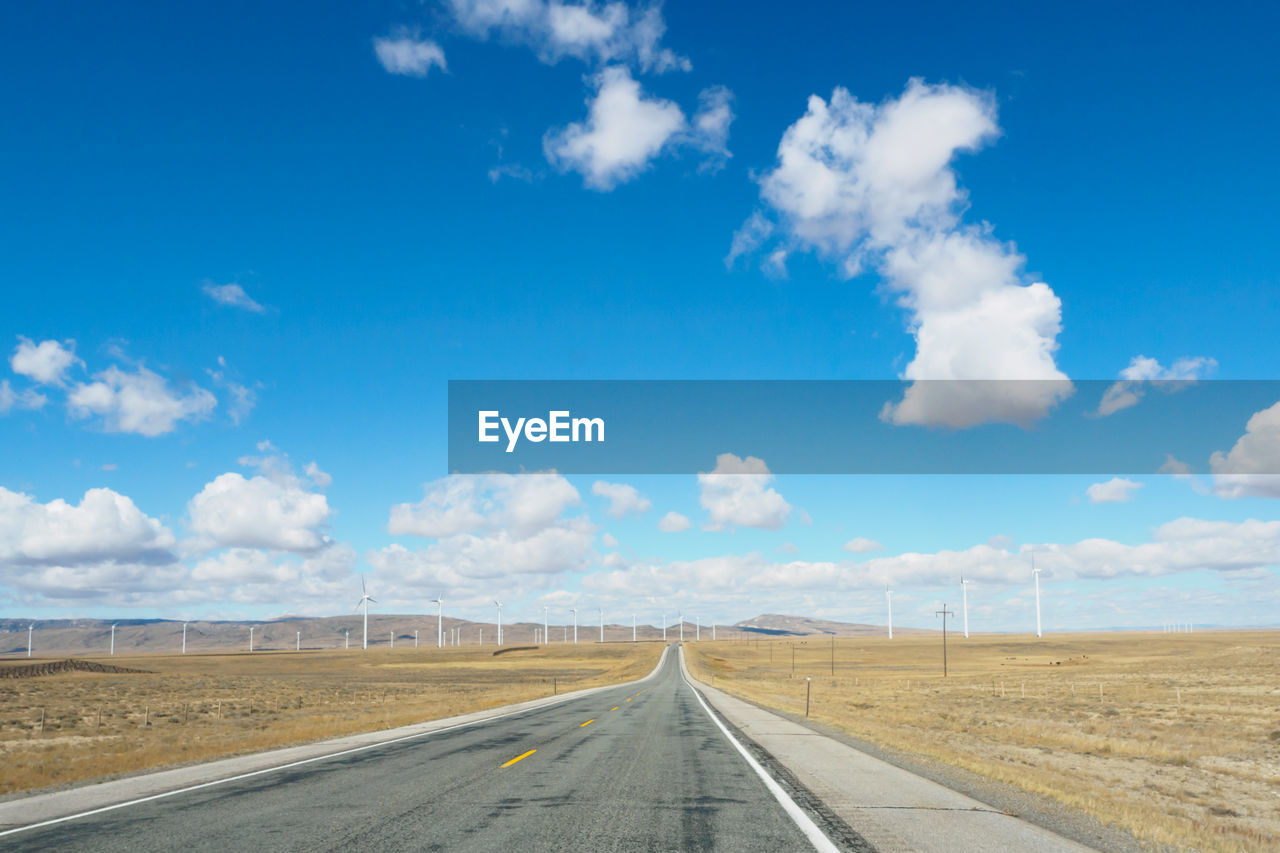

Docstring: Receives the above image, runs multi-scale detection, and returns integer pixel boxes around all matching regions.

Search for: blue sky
[2,1,1278,631]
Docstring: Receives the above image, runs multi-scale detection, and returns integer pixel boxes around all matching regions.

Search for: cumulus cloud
[11,337,81,385]
[0,379,46,414]
[591,480,652,518]
[698,453,791,530]
[187,448,334,553]
[389,473,580,538]
[1210,400,1280,498]
[1086,477,1143,503]
[601,532,619,548]
[373,29,447,77]
[842,537,884,553]
[68,364,217,436]
[202,282,265,313]
[305,461,332,488]
[0,486,176,567]
[1097,355,1217,416]
[378,472,594,589]
[657,510,691,532]
[744,79,1071,428]
[446,0,689,72]
[580,517,1280,611]
[544,66,687,189]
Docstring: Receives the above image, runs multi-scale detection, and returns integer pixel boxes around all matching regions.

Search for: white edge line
[0,644,671,839]
[679,646,839,853]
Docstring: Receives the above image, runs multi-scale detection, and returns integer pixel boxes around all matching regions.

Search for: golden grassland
[0,642,661,796]
[686,631,1280,853]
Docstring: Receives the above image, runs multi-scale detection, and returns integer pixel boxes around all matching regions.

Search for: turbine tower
[27,623,33,658]
[886,589,894,640]
[355,575,376,650]
[1033,555,1043,639]
[432,596,444,648]
[571,607,578,644]
[679,613,684,642]
[249,625,255,652]
[110,623,117,656]
[960,576,970,639]
[494,600,503,646]
[599,607,604,643]
[182,621,188,654]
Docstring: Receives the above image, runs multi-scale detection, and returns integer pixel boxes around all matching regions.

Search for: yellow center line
[626,698,632,702]
[610,706,619,711]
[501,749,537,768]
[580,719,595,727]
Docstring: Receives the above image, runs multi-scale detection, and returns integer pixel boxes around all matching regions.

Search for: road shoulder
[682,651,1114,853]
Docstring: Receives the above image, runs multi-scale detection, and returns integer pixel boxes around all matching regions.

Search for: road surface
[4,646,833,852]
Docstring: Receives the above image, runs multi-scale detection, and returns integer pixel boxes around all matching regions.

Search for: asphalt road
[7,647,827,852]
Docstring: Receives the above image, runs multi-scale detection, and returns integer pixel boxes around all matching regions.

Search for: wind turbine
[432,596,444,648]
[249,626,255,652]
[960,576,970,639]
[1033,553,1043,639]
[182,621,188,654]
[355,576,376,650]
[296,631,301,651]
[27,623,33,658]
[571,608,578,644]
[494,600,503,646]
[110,623,117,656]
[679,613,684,642]
[345,628,350,650]
[886,589,894,640]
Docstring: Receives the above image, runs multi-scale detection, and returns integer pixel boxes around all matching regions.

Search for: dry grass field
[0,642,661,796]
[686,631,1280,853]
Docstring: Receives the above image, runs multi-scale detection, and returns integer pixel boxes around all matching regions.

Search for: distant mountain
[735,613,929,636]
[0,614,733,657]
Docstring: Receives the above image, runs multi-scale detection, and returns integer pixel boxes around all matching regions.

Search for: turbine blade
[368,597,378,603]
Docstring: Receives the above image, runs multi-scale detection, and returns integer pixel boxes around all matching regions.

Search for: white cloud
[0,379,46,414]
[373,29,447,77]
[388,472,580,539]
[591,480,652,518]
[11,337,81,386]
[68,364,217,436]
[202,282,265,313]
[1086,477,1143,504]
[690,85,734,171]
[1210,400,1280,498]
[747,79,1071,428]
[488,163,537,183]
[601,532,619,548]
[207,357,257,425]
[1097,355,1217,416]
[0,486,176,567]
[305,461,332,488]
[447,0,689,73]
[698,453,791,530]
[657,510,691,532]
[842,537,885,553]
[187,466,332,553]
[544,66,687,190]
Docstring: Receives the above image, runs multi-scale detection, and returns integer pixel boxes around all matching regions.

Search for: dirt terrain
[686,631,1280,853]
[0,642,661,796]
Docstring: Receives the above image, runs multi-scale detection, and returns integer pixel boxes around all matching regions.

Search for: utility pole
[935,604,956,677]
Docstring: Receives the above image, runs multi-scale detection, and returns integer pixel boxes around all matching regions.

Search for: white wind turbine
[494,600,503,646]
[432,595,444,648]
[1032,553,1043,639]
[110,623,117,656]
[571,607,578,644]
[960,576,970,639]
[885,589,894,640]
[27,623,33,658]
[355,576,376,650]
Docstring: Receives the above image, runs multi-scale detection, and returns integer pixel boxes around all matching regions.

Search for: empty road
[3,646,837,852]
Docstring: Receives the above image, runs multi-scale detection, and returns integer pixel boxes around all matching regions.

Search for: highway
[4,646,837,852]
